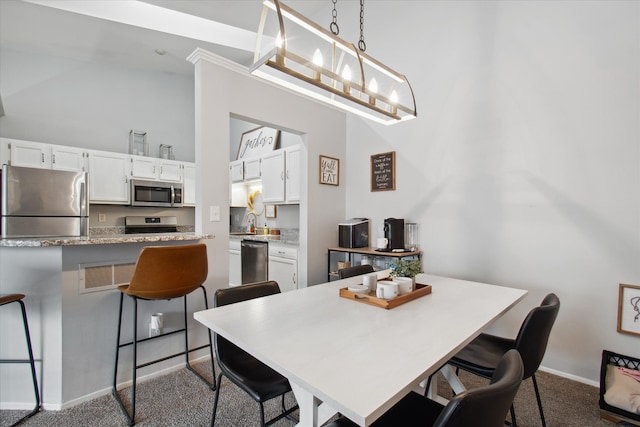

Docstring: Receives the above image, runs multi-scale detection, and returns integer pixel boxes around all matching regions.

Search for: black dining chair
[211,281,298,427]
[338,264,374,279]
[448,293,560,427]
[326,349,524,427]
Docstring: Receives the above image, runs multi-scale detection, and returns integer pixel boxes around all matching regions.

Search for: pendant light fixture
[250,0,417,125]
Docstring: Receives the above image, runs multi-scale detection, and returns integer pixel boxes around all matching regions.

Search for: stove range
[124,216,178,234]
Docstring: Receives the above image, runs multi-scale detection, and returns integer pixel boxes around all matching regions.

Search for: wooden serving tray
[339,282,432,309]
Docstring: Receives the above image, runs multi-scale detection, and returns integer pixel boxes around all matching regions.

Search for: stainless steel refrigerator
[1,165,89,238]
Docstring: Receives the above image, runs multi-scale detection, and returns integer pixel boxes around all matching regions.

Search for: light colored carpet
[0,360,635,426]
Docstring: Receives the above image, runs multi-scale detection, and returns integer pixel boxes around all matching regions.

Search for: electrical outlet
[98,213,106,223]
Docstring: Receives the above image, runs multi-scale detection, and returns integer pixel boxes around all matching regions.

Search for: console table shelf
[327,247,422,281]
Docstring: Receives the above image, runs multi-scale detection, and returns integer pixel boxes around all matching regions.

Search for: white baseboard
[2,355,211,412]
[538,365,599,388]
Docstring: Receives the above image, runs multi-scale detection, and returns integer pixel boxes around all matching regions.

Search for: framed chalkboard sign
[371,151,396,192]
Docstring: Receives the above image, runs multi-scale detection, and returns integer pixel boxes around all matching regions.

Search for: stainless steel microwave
[130,179,183,208]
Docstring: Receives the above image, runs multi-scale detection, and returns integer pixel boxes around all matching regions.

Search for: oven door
[130,179,183,208]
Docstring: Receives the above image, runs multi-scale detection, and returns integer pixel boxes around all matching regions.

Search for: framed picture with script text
[319,155,340,186]
[236,126,279,160]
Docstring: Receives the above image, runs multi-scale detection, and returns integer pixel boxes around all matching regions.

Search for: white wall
[344,1,639,383]
[190,51,347,289]
[0,49,195,161]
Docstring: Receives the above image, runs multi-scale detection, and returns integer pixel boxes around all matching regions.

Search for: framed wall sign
[371,151,396,192]
[236,126,280,160]
[617,283,640,337]
[319,155,340,186]
[265,205,277,218]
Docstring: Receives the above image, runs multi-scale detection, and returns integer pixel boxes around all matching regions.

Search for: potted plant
[389,259,422,291]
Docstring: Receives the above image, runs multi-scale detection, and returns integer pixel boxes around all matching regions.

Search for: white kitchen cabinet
[268,243,298,292]
[87,150,129,204]
[3,139,50,169]
[51,145,87,172]
[261,149,285,203]
[243,157,261,181]
[229,240,242,287]
[285,145,301,203]
[129,155,157,180]
[1,138,87,172]
[261,146,300,204]
[230,160,244,182]
[182,163,196,206]
[129,156,183,182]
[157,159,182,182]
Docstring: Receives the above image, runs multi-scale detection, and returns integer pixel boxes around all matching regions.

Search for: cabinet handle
[280,171,284,181]
[292,272,296,285]
[153,166,156,174]
[52,154,56,164]
[41,153,45,163]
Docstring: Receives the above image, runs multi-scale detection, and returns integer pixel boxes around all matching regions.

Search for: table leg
[291,383,338,427]
[440,364,467,395]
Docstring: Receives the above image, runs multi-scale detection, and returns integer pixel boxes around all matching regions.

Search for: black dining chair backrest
[214,281,280,361]
[325,350,524,427]
[338,264,374,279]
[436,349,524,427]
[513,293,560,379]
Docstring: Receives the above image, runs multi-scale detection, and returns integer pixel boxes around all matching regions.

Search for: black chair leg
[210,372,224,427]
[184,287,216,390]
[111,294,137,426]
[531,373,547,427]
[4,299,41,427]
[509,404,518,427]
[19,299,41,422]
[259,401,266,427]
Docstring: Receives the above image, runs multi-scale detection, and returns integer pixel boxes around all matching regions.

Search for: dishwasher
[241,240,268,284]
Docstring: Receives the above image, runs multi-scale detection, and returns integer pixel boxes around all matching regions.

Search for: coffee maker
[384,218,405,250]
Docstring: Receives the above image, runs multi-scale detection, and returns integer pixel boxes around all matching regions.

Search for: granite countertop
[0,232,213,248]
[229,228,299,246]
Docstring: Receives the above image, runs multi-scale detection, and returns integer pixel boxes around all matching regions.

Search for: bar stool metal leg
[113,290,217,425]
[0,294,41,427]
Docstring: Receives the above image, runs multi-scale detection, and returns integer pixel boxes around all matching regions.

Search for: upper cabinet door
[285,145,301,203]
[230,160,244,182]
[88,150,129,204]
[7,139,50,169]
[244,157,261,181]
[261,149,285,203]
[51,145,87,172]
[129,155,157,180]
[157,159,182,182]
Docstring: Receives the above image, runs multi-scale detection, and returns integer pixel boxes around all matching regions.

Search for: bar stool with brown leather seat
[112,243,216,426]
[0,294,41,426]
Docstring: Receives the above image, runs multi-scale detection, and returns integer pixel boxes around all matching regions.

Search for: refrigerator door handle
[170,185,175,206]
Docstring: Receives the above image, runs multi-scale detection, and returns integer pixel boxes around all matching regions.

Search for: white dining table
[194,272,527,427]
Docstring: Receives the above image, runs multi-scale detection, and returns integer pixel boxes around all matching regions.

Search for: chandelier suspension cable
[358,0,366,52]
[330,0,339,35]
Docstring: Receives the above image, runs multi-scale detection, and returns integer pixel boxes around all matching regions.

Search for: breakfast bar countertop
[0,232,213,247]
